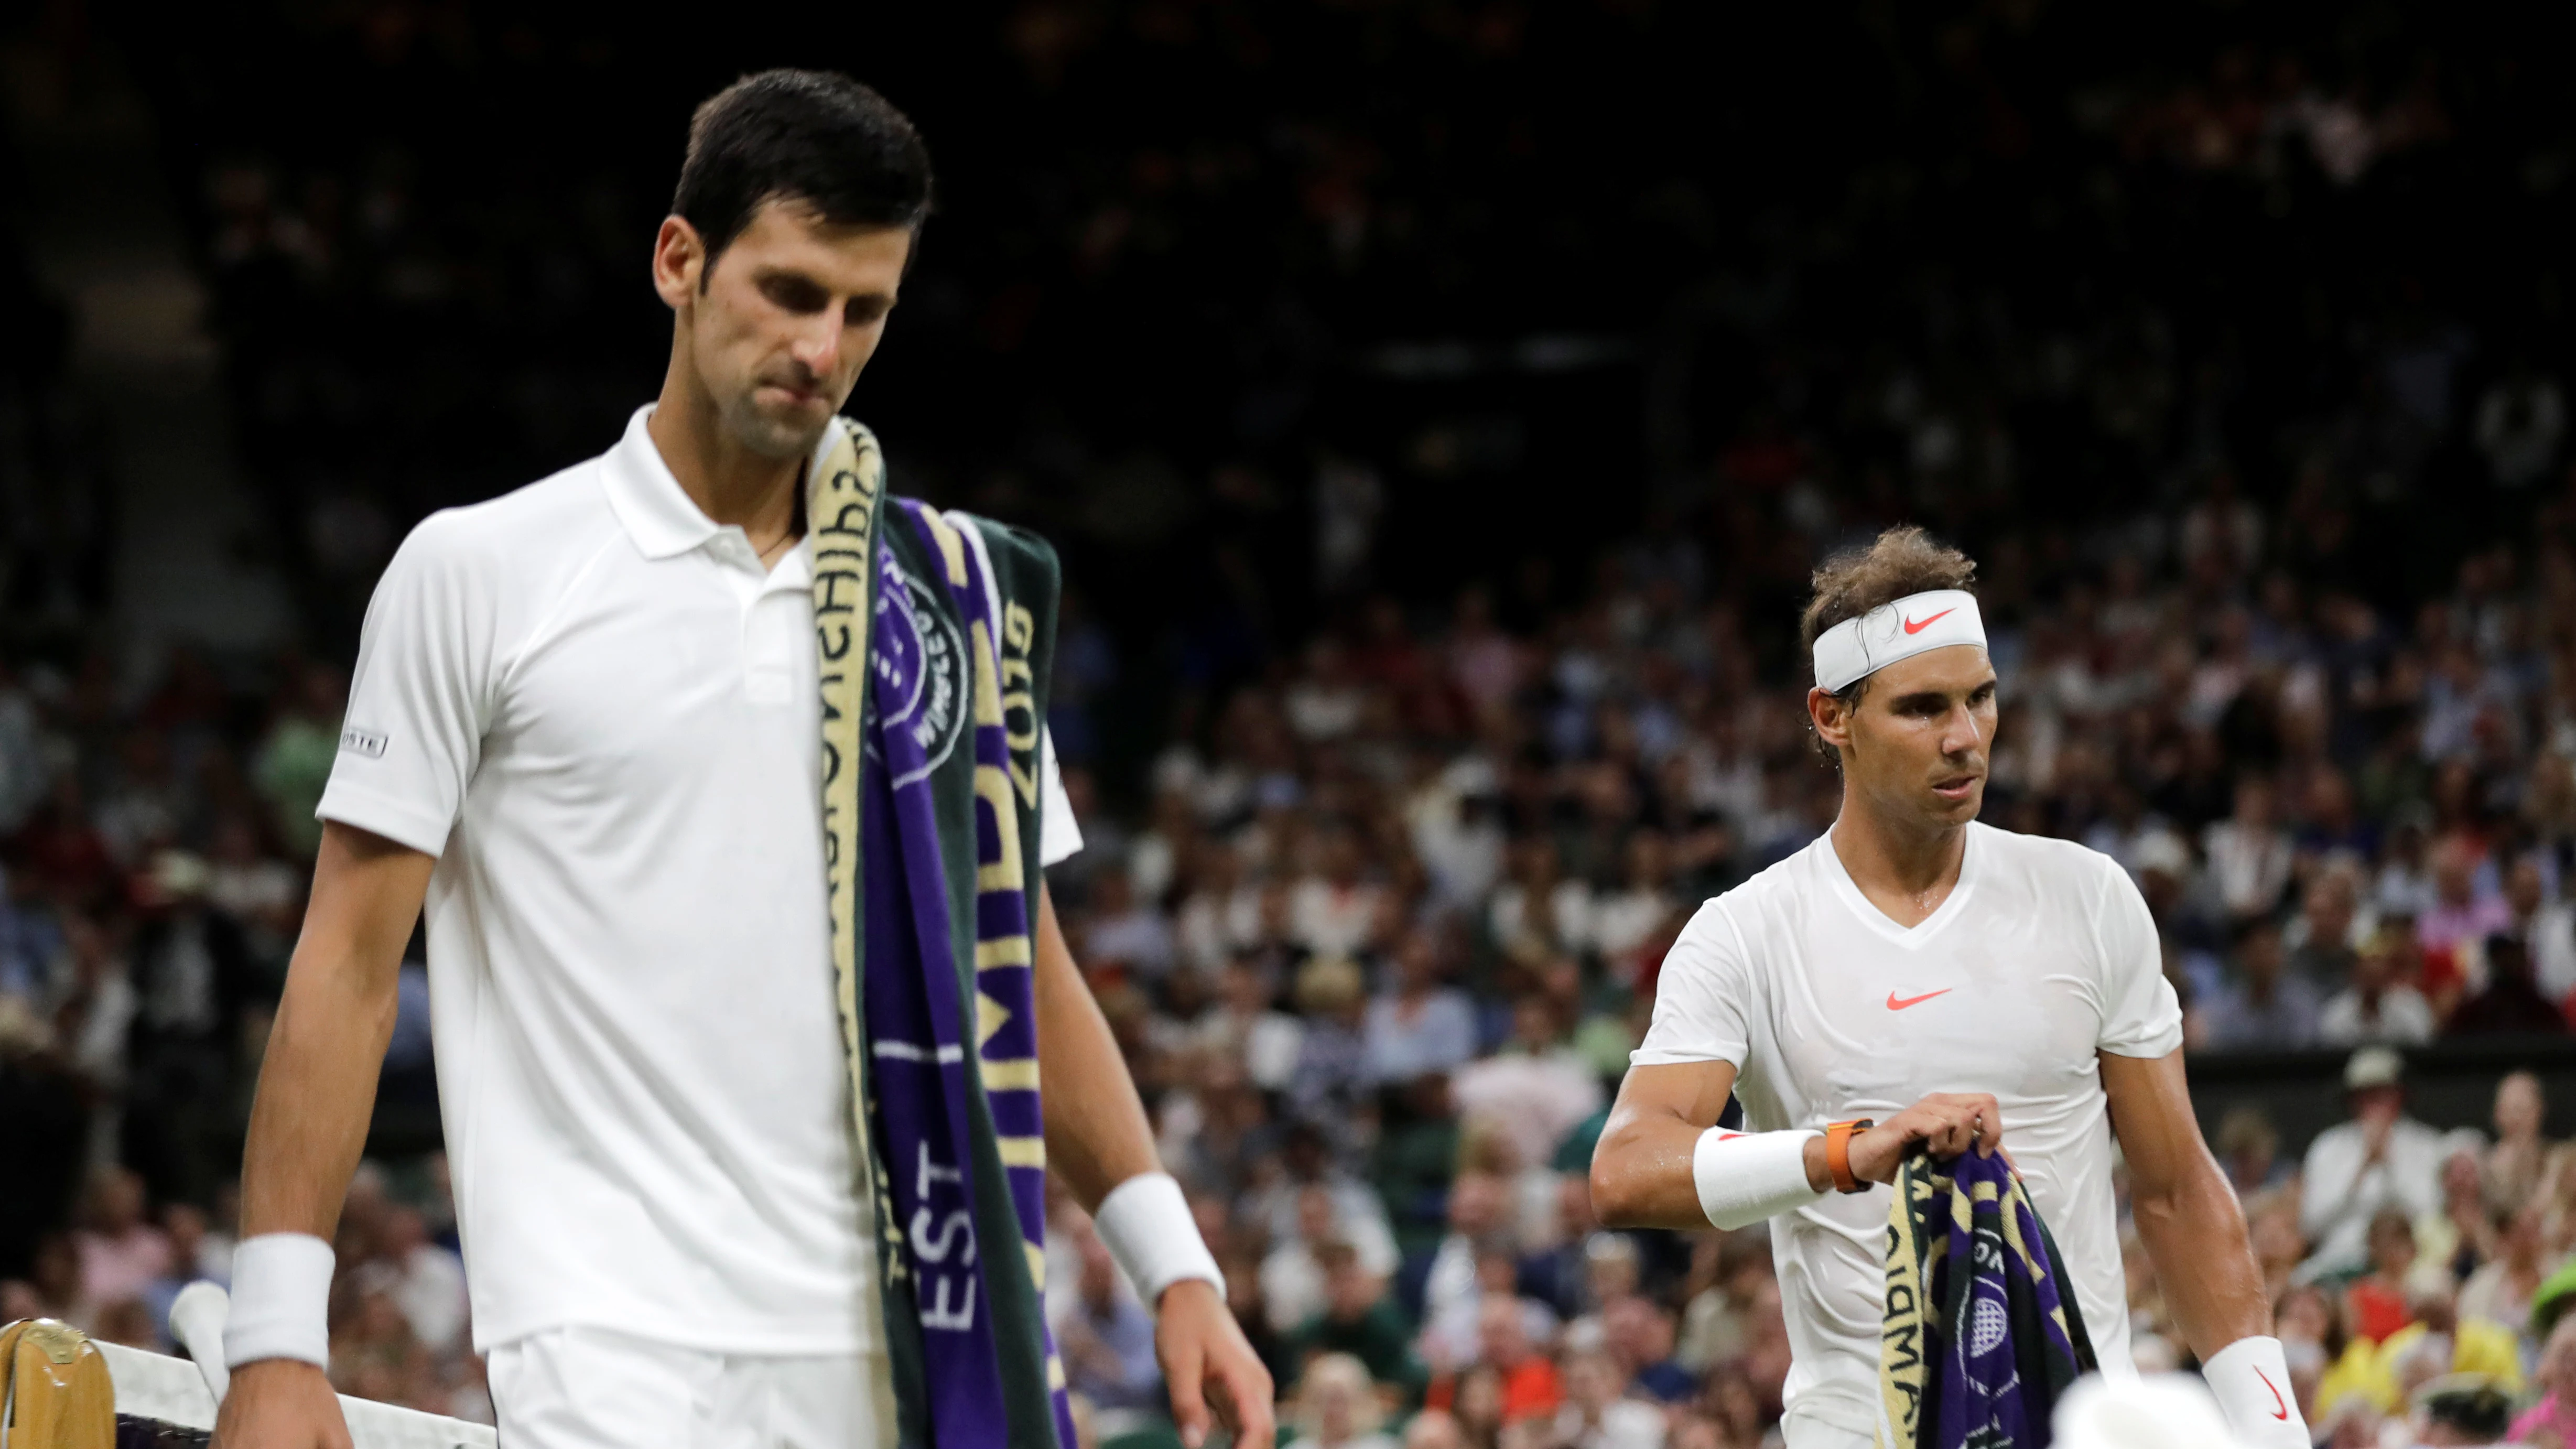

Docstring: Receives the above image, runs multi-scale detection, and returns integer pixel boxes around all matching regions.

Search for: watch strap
[1825,1119,1876,1194]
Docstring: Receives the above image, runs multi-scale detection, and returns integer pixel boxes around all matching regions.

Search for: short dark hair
[672,70,934,273]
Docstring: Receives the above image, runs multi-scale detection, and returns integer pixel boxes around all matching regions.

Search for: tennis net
[94,1336,494,1449]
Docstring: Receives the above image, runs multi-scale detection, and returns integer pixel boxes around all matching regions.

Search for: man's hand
[1155,1280,1275,1449]
[212,1359,352,1449]
[1843,1091,2004,1185]
[2360,1101,2398,1165]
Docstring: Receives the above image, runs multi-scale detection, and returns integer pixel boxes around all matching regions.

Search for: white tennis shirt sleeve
[1037,727,1083,866]
[320,513,495,858]
[1629,899,1754,1068]
[2087,855,2184,1058]
[323,515,1085,866]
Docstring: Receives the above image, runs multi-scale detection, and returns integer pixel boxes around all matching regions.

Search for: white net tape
[95,1285,494,1449]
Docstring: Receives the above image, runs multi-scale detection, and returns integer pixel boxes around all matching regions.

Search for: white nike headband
[1811,589,1987,694]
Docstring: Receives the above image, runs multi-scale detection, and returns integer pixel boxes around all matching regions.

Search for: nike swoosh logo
[2254,1366,2287,1420]
[1902,608,1956,635]
[1886,989,1952,1010]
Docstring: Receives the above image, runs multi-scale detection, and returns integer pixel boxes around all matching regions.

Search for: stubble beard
[718,385,831,461]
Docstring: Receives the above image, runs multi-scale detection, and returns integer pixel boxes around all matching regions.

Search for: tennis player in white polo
[1589,527,2306,1449]
[211,72,1270,1449]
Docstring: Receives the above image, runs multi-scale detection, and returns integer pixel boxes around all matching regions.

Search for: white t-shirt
[319,408,1080,1354]
[1633,821,2181,1436]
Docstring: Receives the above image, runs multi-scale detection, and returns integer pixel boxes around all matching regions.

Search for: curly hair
[1800,526,1980,771]
[1799,525,1979,690]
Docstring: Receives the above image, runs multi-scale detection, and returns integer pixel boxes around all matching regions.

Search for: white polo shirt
[319,407,1081,1354]
[1633,822,2181,1436]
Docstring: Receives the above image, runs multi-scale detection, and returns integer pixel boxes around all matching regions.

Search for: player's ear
[652,215,705,310]
[1807,685,1854,753]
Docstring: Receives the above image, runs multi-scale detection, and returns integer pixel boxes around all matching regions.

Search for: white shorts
[485,1326,890,1449]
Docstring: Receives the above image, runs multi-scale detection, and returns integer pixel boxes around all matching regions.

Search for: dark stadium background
[8,0,2576,1441]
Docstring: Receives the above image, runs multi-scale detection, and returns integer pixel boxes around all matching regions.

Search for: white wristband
[1094,1172,1225,1307]
[1693,1126,1826,1230]
[223,1232,337,1370]
[2201,1335,2309,1447]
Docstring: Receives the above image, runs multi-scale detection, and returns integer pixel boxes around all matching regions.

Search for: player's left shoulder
[1969,818,2126,888]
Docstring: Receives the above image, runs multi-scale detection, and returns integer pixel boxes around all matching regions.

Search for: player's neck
[649,361,805,544]
[1828,797,1967,927]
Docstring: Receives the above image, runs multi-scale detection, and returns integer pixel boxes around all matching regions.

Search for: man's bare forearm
[2102,1050,2272,1361]
[237,823,431,1239]
[1030,882,1161,1210]
[2134,1167,2272,1360]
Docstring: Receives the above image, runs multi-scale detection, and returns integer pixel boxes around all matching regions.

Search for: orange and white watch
[1824,1119,1876,1194]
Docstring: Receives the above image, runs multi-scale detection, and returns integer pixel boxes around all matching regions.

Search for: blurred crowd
[10,1,2576,1447]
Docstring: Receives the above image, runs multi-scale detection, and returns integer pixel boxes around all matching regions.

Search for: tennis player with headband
[1589,526,2306,1448]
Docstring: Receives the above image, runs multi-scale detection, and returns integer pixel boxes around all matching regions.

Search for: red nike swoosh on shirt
[1902,608,1957,635]
[2254,1366,2288,1419]
[1886,989,1952,1010]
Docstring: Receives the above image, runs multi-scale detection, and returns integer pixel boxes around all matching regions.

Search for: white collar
[600,405,839,561]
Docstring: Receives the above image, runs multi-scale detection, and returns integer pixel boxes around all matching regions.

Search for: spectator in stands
[1082,870,1176,982]
[2418,837,2512,999]
[1592,832,1680,984]
[1451,999,1603,1172]
[1446,1362,1508,1449]
[1416,1170,1510,1345]
[2320,928,2439,1046]
[8,1231,93,1328]
[2205,773,2297,922]
[1197,958,1304,1094]
[1287,1353,1399,1449]
[1243,1123,1401,1273]
[250,663,341,860]
[362,1204,467,1358]
[138,1202,224,1340]
[1262,1189,1361,1335]
[2458,1202,2549,1332]
[1402,1409,1465,1449]
[2484,1070,2558,1213]
[1059,1225,1164,1413]
[2217,1107,2291,1196]
[1424,1245,1553,1372]
[1286,1242,1425,1403]
[2344,1209,2420,1344]
[72,1166,171,1317]
[2302,1049,2455,1278]
[1550,1347,1666,1449]
[1489,838,1593,963]
[2371,1286,2525,1411]
[2445,933,2566,1036]
[1293,828,1388,960]
[1366,931,1478,1085]
[2511,1315,2576,1446]
[1463,1294,1561,1424]
[1288,956,1374,1129]
[2412,1151,2500,1292]
[2288,864,2367,989]
[1373,1074,1464,1259]
[1599,1293,1694,1403]
[2202,916,2322,1048]
[2510,856,2576,1009]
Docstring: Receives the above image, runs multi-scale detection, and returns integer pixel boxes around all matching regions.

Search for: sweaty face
[666,199,912,459]
[1825,644,1997,830]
